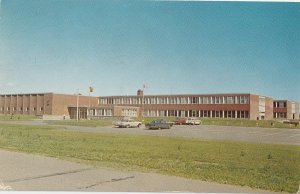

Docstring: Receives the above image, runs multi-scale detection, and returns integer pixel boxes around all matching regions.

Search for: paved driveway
[1,120,299,145]
[0,149,278,193]
[59,124,300,145]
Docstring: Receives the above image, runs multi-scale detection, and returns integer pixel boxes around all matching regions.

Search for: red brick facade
[0,93,98,119]
[0,92,299,120]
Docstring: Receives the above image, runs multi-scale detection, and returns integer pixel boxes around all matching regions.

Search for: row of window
[99,96,250,105]
[143,110,249,119]
[89,109,113,116]
[88,109,138,117]
[273,102,287,108]
[121,109,137,117]
[0,94,44,97]
[273,112,287,118]
[0,107,44,112]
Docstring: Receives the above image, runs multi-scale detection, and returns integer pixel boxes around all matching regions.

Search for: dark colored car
[145,119,173,130]
[174,117,187,125]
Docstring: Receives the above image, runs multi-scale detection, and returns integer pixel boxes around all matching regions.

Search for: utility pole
[142,84,147,120]
[88,86,94,119]
[76,89,81,122]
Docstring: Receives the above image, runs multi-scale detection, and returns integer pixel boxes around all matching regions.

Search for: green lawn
[0,124,299,193]
[0,114,39,121]
[201,118,300,129]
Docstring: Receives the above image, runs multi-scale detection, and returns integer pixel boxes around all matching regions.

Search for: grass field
[0,114,39,121]
[201,118,300,129]
[0,124,299,193]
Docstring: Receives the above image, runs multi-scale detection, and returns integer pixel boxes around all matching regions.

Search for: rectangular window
[150,110,156,117]
[99,98,107,104]
[106,109,112,116]
[227,111,232,118]
[211,96,215,104]
[223,96,227,104]
[132,98,137,104]
[215,111,220,118]
[147,98,150,104]
[169,110,174,116]
[227,96,234,104]
[159,110,165,116]
[240,96,250,104]
[199,97,202,104]
[192,97,198,104]
[203,97,209,104]
[150,98,156,104]
[241,111,245,118]
[245,111,249,118]
[157,98,162,104]
[215,97,220,104]
[169,98,174,104]
[192,110,198,117]
[235,96,239,104]
[245,96,249,104]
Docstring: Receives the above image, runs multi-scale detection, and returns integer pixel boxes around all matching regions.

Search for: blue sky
[0,0,299,102]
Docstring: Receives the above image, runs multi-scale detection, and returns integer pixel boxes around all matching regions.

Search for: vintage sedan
[113,118,142,128]
[174,117,187,125]
[145,119,173,130]
[186,117,202,125]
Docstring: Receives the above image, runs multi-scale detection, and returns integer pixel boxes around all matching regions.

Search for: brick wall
[249,94,259,120]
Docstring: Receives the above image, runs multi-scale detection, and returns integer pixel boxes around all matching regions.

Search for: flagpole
[88,89,90,119]
[88,86,94,119]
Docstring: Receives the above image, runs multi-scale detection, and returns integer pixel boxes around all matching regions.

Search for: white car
[186,117,201,125]
[113,118,142,128]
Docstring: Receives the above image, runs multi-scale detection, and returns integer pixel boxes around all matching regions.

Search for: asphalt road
[0,149,279,193]
[58,124,300,145]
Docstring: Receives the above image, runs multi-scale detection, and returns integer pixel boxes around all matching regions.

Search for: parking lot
[59,124,300,145]
[1,120,299,145]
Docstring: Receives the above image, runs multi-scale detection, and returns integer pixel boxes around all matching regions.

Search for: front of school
[0,90,299,121]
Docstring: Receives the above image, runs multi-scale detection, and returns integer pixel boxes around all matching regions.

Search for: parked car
[186,117,202,125]
[145,119,173,130]
[113,118,142,128]
[174,117,187,125]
